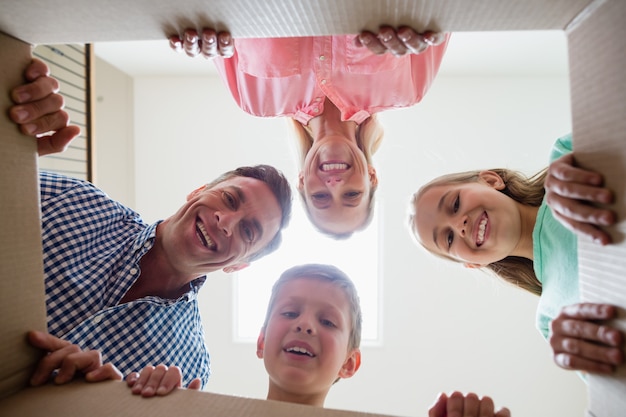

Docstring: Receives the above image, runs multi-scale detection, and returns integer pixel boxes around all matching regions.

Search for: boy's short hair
[262,264,362,350]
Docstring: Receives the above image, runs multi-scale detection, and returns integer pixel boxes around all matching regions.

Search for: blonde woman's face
[298,135,377,234]
[413,174,524,267]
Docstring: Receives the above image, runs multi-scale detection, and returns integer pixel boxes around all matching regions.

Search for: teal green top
[533,134,580,340]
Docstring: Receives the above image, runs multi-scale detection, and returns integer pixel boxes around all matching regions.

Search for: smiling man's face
[160,176,282,275]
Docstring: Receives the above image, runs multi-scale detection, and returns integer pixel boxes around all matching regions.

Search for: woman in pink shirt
[171,27,449,238]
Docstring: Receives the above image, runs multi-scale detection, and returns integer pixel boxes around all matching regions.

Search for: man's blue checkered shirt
[41,171,210,387]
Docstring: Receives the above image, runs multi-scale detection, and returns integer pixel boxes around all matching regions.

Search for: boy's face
[257,277,360,402]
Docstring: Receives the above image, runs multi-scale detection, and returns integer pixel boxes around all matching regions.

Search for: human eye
[222,191,237,209]
[343,191,363,201]
[241,222,254,243]
[311,192,330,202]
[447,230,454,248]
[320,317,337,328]
[281,311,298,319]
[453,194,460,213]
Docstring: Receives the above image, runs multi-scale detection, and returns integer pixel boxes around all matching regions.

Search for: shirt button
[93,315,103,324]
[315,97,322,102]
[321,79,327,85]
[130,268,138,275]
[144,241,151,248]
[319,55,326,61]
[312,108,319,113]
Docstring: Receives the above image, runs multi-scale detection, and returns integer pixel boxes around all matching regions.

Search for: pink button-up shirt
[213,35,449,125]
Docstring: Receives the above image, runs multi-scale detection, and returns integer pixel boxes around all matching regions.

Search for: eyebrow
[432,190,451,250]
[232,185,247,204]
[311,200,331,209]
[252,218,263,242]
[437,190,450,211]
[343,192,364,208]
[342,197,363,208]
[314,201,360,210]
[312,196,363,209]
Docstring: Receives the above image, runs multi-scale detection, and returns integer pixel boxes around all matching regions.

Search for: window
[235,202,381,344]
[35,44,92,180]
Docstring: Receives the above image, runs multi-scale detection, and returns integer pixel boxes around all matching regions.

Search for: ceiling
[94,30,569,78]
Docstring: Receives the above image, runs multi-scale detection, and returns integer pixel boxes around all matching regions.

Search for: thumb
[187,378,202,391]
[428,392,448,417]
[496,407,511,417]
[86,363,123,382]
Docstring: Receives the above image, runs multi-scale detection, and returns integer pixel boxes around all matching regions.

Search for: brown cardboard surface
[567,1,626,416]
[1,0,625,416]
[0,32,46,400]
[0,380,395,417]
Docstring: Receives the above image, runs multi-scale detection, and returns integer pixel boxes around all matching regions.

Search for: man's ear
[464,262,484,269]
[223,263,249,274]
[368,165,378,188]
[338,349,361,379]
[297,171,304,191]
[256,330,265,359]
[187,185,207,201]
[478,171,505,190]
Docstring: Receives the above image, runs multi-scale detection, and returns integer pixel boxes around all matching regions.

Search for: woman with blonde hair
[171,27,449,238]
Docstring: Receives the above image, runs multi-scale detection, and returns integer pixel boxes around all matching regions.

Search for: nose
[215,211,234,237]
[296,326,313,335]
[454,215,468,237]
[325,176,342,186]
[294,315,315,335]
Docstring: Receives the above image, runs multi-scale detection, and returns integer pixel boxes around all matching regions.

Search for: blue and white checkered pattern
[40,171,210,387]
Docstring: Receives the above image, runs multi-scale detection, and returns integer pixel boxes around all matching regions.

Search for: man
[10,58,292,387]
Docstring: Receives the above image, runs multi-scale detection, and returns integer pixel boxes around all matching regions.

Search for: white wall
[94,34,586,417]
[93,57,135,208]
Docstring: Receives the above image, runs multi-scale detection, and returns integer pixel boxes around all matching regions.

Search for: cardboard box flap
[1,0,593,44]
[567,2,626,416]
[0,33,46,400]
[0,380,396,417]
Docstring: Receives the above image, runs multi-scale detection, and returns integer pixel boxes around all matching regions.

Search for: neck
[512,203,540,260]
[266,384,327,408]
[307,98,358,145]
[119,234,197,303]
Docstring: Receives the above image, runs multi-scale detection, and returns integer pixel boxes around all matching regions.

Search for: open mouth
[284,346,315,357]
[196,219,216,250]
[320,162,349,172]
[476,213,488,246]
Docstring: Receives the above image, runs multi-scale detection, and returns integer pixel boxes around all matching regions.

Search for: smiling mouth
[320,162,349,172]
[196,219,216,250]
[285,346,315,357]
[476,214,488,246]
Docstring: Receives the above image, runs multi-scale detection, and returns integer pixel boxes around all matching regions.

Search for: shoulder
[40,171,101,194]
[40,171,106,204]
[40,171,140,225]
[549,133,573,162]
